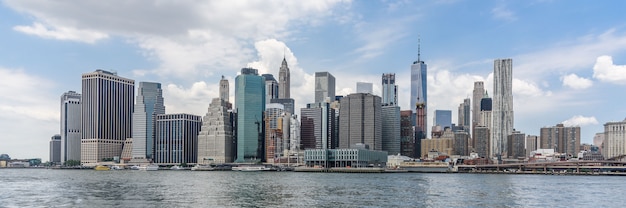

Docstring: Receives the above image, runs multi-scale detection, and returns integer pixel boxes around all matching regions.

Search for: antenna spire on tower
[418,35,421,62]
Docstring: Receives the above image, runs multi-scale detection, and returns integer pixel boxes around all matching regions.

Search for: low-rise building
[304,147,387,168]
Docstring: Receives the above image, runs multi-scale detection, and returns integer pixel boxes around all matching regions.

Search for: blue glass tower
[410,39,427,130]
[235,68,266,162]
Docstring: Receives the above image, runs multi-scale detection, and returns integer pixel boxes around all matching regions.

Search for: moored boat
[94,165,110,171]
[232,165,272,171]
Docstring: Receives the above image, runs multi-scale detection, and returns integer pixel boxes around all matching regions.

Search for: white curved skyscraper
[491,59,514,160]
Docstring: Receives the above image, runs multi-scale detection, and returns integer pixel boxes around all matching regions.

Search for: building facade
[434,110,452,129]
[50,134,61,164]
[314,72,336,103]
[474,126,490,158]
[262,74,279,104]
[271,98,295,114]
[154,114,201,164]
[540,124,581,156]
[382,106,401,155]
[382,73,398,106]
[472,81,485,140]
[278,58,290,99]
[526,135,538,158]
[265,103,287,163]
[60,91,81,163]
[197,98,233,164]
[491,58,514,159]
[507,131,526,159]
[339,93,382,151]
[300,102,337,150]
[602,119,626,159]
[235,68,266,162]
[81,70,134,165]
[454,131,469,156]
[356,82,373,94]
[400,110,414,157]
[480,92,492,128]
[458,98,471,133]
[410,42,428,132]
[131,82,165,161]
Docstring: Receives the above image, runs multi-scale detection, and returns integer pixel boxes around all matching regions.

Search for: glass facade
[235,68,265,162]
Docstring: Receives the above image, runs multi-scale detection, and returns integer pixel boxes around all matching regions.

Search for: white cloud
[592,55,626,84]
[0,67,59,160]
[515,29,626,80]
[562,115,599,127]
[562,74,593,89]
[352,15,415,60]
[13,22,108,43]
[163,81,219,116]
[491,5,517,21]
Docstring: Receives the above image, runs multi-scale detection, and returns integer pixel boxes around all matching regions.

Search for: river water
[1,169,624,207]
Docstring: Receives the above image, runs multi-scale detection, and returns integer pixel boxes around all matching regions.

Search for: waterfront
[1,169,624,207]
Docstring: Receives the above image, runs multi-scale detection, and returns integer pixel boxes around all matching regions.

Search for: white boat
[138,164,159,171]
[170,165,184,170]
[111,165,123,170]
[232,165,272,171]
[130,165,140,170]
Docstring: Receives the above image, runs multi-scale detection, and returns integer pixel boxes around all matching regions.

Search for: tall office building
[400,110,414,157]
[603,119,626,159]
[60,91,81,163]
[289,114,301,153]
[50,134,61,164]
[235,68,266,162]
[219,75,229,103]
[81,70,134,165]
[154,114,201,164]
[434,110,452,129]
[480,92,492,128]
[507,131,526,159]
[472,81,484,140]
[279,57,290,99]
[474,126,490,157]
[339,93,382,151]
[526,135,538,157]
[271,98,295,114]
[454,131,469,156]
[410,40,427,128]
[131,82,165,162]
[265,103,286,163]
[356,82,373,94]
[491,59,514,159]
[382,105,401,155]
[197,98,233,164]
[262,74,279,104]
[315,72,336,103]
[300,102,337,150]
[382,73,398,106]
[458,98,471,133]
[593,133,605,154]
[415,98,427,158]
[540,124,581,156]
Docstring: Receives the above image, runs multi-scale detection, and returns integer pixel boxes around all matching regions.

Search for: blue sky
[2,0,626,160]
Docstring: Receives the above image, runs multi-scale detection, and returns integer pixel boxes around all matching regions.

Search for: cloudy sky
[1,0,626,160]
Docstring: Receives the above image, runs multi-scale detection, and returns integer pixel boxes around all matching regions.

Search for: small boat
[130,165,140,170]
[170,165,184,170]
[145,164,159,171]
[94,165,110,171]
[111,165,123,170]
[232,165,272,171]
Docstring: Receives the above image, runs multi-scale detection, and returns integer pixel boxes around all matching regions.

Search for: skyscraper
[382,105,401,155]
[458,98,470,133]
[315,72,335,103]
[60,91,81,163]
[382,73,398,106]
[278,57,290,99]
[540,124,581,156]
[265,104,287,163]
[339,93,382,151]
[50,134,61,164]
[81,69,134,165]
[400,110,414,157]
[132,82,165,162]
[235,68,265,162]
[356,82,373,94]
[262,74,279,104]
[220,75,229,103]
[434,110,452,129]
[154,113,201,164]
[410,40,427,128]
[480,91,492,128]
[472,81,485,140]
[300,102,337,150]
[491,58,514,160]
[197,98,233,164]
[507,130,526,159]
[602,119,626,159]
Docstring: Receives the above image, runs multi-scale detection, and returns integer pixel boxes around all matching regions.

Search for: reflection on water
[1,169,625,207]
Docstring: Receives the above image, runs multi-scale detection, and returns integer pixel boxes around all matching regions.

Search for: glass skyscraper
[132,82,165,161]
[235,68,265,162]
[382,73,397,106]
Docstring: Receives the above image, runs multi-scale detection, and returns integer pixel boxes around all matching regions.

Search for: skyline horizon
[2,1,626,160]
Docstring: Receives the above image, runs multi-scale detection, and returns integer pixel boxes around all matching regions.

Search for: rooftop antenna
[417,35,421,63]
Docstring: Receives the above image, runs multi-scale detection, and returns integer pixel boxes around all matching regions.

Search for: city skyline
[2,1,626,160]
